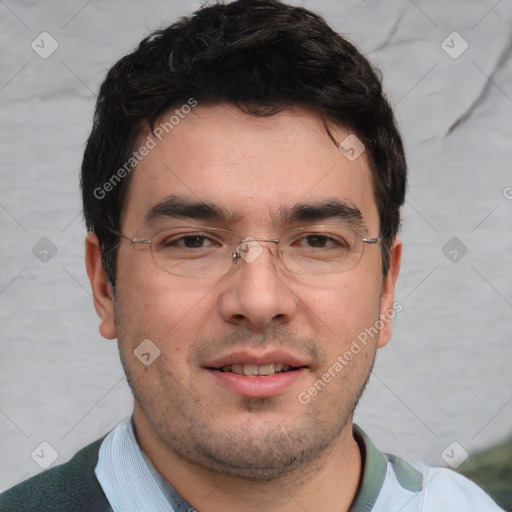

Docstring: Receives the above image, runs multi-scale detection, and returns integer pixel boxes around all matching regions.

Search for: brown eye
[177,235,211,249]
[159,233,219,250]
[296,234,347,249]
[304,234,329,247]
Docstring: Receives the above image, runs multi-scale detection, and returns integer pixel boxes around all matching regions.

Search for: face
[87,104,401,481]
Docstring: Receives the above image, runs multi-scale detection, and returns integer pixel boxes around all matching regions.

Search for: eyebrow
[275,200,367,232]
[144,195,238,226]
[143,195,367,231]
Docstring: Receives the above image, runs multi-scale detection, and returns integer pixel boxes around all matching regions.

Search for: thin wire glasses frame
[113,225,379,278]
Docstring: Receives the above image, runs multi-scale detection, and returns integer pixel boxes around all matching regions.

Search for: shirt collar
[349,425,388,511]
[95,416,195,512]
[95,418,386,512]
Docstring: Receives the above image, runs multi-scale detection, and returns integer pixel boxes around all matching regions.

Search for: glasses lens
[150,227,236,277]
[280,226,364,275]
[147,225,370,277]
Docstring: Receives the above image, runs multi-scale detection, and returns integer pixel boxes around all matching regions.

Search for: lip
[202,349,309,369]
[207,367,308,398]
[202,349,310,398]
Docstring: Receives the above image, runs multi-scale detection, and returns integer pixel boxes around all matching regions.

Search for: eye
[303,234,332,248]
[295,233,348,249]
[159,233,222,250]
[177,235,214,249]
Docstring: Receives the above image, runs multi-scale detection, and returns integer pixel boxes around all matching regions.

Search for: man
[0,0,504,510]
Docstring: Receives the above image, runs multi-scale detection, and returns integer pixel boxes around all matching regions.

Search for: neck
[133,406,363,512]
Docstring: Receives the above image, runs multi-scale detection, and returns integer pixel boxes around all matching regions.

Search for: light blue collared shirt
[95,417,195,512]
[94,417,504,511]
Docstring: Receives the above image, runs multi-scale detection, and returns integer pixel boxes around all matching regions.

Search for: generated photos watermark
[93,97,198,200]
[134,339,161,366]
[338,133,365,161]
[298,301,403,404]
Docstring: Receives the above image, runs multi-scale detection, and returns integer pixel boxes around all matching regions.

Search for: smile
[202,350,310,397]
[216,363,297,376]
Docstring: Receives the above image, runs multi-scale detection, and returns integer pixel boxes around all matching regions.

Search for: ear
[377,237,402,349]
[85,232,117,340]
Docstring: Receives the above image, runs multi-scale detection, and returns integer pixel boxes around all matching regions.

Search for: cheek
[114,253,217,354]
[297,271,382,350]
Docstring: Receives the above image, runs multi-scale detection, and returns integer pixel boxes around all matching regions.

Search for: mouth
[203,351,309,398]
[211,363,302,376]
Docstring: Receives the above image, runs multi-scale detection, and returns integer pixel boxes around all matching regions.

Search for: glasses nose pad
[236,238,264,264]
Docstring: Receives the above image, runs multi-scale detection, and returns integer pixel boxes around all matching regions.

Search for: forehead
[121,104,379,234]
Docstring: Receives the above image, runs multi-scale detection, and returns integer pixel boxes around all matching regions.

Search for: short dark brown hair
[81,0,407,284]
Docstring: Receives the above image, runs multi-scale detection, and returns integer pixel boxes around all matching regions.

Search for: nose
[217,240,298,331]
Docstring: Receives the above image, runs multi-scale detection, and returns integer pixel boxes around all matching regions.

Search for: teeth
[219,363,294,376]
[231,364,244,375]
[258,363,275,376]
[243,364,259,376]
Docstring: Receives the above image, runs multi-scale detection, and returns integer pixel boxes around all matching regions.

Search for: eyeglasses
[116,225,379,278]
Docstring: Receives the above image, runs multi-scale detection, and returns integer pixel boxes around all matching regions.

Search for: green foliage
[458,438,512,511]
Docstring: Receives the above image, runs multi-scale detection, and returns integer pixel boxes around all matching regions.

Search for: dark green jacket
[0,438,113,512]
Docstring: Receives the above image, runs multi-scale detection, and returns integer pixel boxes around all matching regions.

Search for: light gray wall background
[1,0,511,492]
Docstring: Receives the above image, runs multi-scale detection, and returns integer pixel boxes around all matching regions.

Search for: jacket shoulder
[0,438,112,512]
